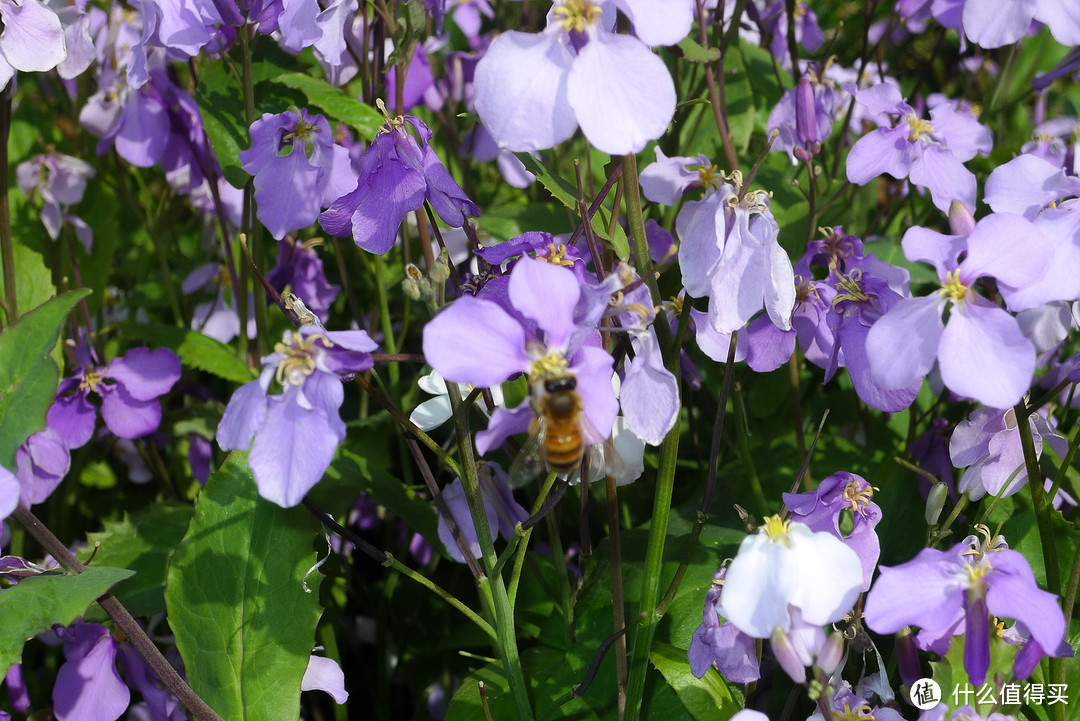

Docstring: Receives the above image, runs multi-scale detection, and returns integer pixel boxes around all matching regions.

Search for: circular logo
[910,678,942,710]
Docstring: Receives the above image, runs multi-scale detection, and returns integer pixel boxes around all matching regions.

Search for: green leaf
[0,243,56,329]
[0,566,135,678]
[677,36,721,64]
[165,451,323,721]
[722,50,755,154]
[516,154,630,260]
[77,505,195,618]
[118,321,255,383]
[650,643,741,721]
[195,61,249,188]
[0,290,90,469]
[268,73,385,140]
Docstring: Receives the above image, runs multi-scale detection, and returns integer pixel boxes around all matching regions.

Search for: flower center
[818,226,856,266]
[843,479,875,512]
[762,514,791,541]
[79,367,105,393]
[939,269,967,303]
[696,164,723,193]
[552,0,602,33]
[905,114,933,142]
[529,350,568,383]
[794,276,820,311]
[273,333,324,386]
[539,243,575,268]
[831,268,869,310]
[831,703,874,721]
[728,188,770,212]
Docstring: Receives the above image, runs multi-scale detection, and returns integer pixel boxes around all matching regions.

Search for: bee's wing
[577,413,626,484]
[508,416,548,489]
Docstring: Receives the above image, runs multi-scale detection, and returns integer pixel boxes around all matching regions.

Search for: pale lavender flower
[473,0,682,155]
[845,81,992,213]
[53,623,129,721]
[302,653,349,704]
[216,326,376,506]
[0,0,67,88]
[638,148,717,205]
[961,0,1080,49]
[865,212,1058,409]
[950,406,1067,501]
[16,151,95,250]
[15,427,70,505]
[865,530,1069,685]
[676,179,795,335]
[240,108,356,240]
[437,462,528,562]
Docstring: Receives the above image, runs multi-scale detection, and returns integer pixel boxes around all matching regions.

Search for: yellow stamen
[831,268,870,311]
[940,269,967,303]
[529,351,568,382]
[696,164,723,193]
[79,367,105,393]
[905,114,933,142]
[831,703,874,721]
[843,480,877,512]
[273,333,327,387]
[539,243,576,268]
[552,0,602,33]
[762,514,790,538]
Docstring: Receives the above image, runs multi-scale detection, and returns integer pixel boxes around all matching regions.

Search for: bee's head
[543,375,577,394]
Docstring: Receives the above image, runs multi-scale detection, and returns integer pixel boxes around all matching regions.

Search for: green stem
[508,471,558,606]
[0,92,15,325]
[238,27,269,355]
[1014,403,1060,597]
[446,382,534,721]
[733,385,769,517]
[931,494,969,547]
[624,424,680,721]
[1046,422,1080,510]
[621,154,673,353]
[374,255,401,391]
[383,553,496,640]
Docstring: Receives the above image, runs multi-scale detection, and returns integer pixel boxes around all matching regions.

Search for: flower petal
[423,296,530,387]
[508,256,581,350]
[939,298,1034,409]
[865,295,944,391]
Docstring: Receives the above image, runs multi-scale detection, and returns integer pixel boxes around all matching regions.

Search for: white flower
[720,515,863,638]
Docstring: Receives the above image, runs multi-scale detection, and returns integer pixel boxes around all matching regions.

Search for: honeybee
[509,371,621,487]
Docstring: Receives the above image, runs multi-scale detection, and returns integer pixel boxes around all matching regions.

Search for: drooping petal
[423,296,531,388]
[785,524,863,627]
[475,403,533,458]
[864,546,966,634]
[676,190,726,297]
[113,93,170,168]
[301,655,349,704]
[865,295,944,391]
[0,0,65,73]
[938,298,1034,409]
[216,379,269,450]
[53,630,129,721]
[98,385,163,439]
[473,30,577,152]
[908,142,977,214]
[103,347,182,401]
[845,126,912,185]
[566,32,676,155]
[250,391,343,507]
[436,477,497,562]
[508,256,580,350]
[985,550,1066,655]
[620,331,678,445]
[744,315,796,373]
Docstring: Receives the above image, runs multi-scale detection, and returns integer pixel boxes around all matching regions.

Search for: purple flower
[865,530,1069,685]
[638,148,717,205]
[676,179,795,335]
[760,0,823,67]
[767,70,842,161]
[0,0,66,88]
[48,347,182,446]
[961,0,1080,49]
[614,281,678,445]
[688,568,760,683]
[826,253,920,412]
[422,256,619,450]
[320,114,478,254]
[239,108,356,240]
[265,237,341,324]
[0,464,17,525]
[16,151,95,250]
[302,653,349,704]
[950,406,1067,500]
[53,623,130,721]
[217,326,376,507]
[865,213,1058,409]
[783,472,882,590]
[437,462,528,562]
[845,81,992,213]
[15,427,70,505]
[182,263,255,344]
[473,0,681,155]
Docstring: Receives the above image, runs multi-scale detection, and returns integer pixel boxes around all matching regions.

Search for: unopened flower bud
[402,264,433,301]
[430,247,451,285]
[925,482,948,526]
[795,76,818,147]
[948,199,975,236]
[817,631,845,674]
[895,627,922,688]
[771,628,807,684]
